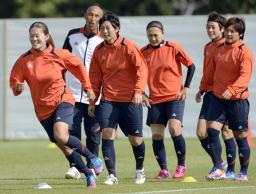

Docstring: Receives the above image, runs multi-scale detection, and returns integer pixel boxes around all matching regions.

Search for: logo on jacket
[27,63,33,69]
[101,55,106,61]
[74,41,78,46]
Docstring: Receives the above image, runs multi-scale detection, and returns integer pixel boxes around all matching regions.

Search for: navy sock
[236,137,250,174]
[224,138,237,172]
[200,137,212,156]
[66,135,95,160]
[66,151,92,176]
[132,141,145,170]
[207,128,222,169]
[172,135,186,166]
[152,139,167,170]
[102,139,116,176]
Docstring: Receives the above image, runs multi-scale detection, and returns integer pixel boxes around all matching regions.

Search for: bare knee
[102,128,115,140]
[128,136,143,146]
[221,125,234,140]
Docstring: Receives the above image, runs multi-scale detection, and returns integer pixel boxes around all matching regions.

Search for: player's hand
[88,105,95,117]
[132,93,143,106]
[87,91,96,102]
[222,89,232,100]
[177,87,189,101]
[195,90,203,103]
[15,83,24,93]
[142,94,152,108]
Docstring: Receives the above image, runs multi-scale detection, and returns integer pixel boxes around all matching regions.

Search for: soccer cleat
[90,157,104,175]
[173,165,186,179]
[135,168,146,184]
[104,174,118,185]
[86,169,96,188]
[155,169,170,179]
[206,168,225,181]
[235,172,248,181]
[225,170,236,180]
[65,167,81,180]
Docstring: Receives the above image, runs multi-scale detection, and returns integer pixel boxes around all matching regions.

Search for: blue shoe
[225,170,236,180]
[90,157,104,175]
[206,168,225,181]
[236,172,248,181]
[86,169,96,188]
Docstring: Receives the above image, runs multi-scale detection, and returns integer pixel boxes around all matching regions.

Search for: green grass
[0,138,255,194]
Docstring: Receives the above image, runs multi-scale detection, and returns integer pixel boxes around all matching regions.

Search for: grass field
[0,138,255,194]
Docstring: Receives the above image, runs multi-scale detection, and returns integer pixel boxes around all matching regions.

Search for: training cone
[35,182,52,189]
[182,176,197,183]
[47,143,57,149]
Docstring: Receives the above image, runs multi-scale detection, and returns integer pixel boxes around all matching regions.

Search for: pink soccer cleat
[173,165,186,179]
[155,169,170,179]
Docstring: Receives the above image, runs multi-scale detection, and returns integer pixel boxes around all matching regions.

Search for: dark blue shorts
[198,92,212,120]
[97,100,143,137]
[208,94,249,131]
[40,102,74,142]
[146,100,185,126]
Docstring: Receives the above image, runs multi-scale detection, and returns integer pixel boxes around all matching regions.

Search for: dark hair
[146,21,164,32]
[99,12,120,30]
[207,12,226,28]
[225,17,246,40]
[29,21,55,47]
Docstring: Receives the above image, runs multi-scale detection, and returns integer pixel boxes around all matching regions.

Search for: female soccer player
[9,21,103,188]
[141,20,195,179]
[89,12,148,185]
[206,17,254,181]
[195,12,237,180]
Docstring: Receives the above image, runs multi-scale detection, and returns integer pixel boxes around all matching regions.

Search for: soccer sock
[132,141,145,170]
[102,139,116,176]
[200,137,212,156]
[236,137,250,174]
[172,135,186,166]
[224,138,236,172]
[152,139,168,170]
[207,128,222,169]
[66,151,92,176]
[65,135,95,160]
[86,131,101,157]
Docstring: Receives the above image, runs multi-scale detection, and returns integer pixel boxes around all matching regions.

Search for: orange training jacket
[199,38,225,92]
[141,41,193,104]
[10,45,92,121]
[212,40,254,100]
[89,35,148,104]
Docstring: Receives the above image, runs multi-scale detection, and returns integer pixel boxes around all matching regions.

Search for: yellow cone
[182,176,197,182]
[47,143,57,149]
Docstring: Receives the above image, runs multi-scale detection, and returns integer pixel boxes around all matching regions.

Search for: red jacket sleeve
[89,50,102,105]
[60,49,92,92]
[9,57,25,96]
[128,44,148,94]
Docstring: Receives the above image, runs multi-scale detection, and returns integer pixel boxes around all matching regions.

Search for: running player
[9,21,103,188]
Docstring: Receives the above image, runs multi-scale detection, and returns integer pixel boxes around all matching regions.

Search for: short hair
[207,12,226,28]
[99,12,120,30]
[146,21,164,32]
[225,17,246,40]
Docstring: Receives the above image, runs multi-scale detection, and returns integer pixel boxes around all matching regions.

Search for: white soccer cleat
[65,167,81,180]
[104,174,118,185]
[135,168,145,184]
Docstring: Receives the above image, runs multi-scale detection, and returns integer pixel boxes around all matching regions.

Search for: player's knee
[152,133,164,140]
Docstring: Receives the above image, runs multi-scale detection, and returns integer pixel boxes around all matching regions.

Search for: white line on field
[112,185,256,194]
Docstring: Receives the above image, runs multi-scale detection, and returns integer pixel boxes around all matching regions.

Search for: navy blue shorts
[146,100,185,126]
[208,94,249,131]
[198,92,212,120]
[40,102,74,142]
[97,100,143,137]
